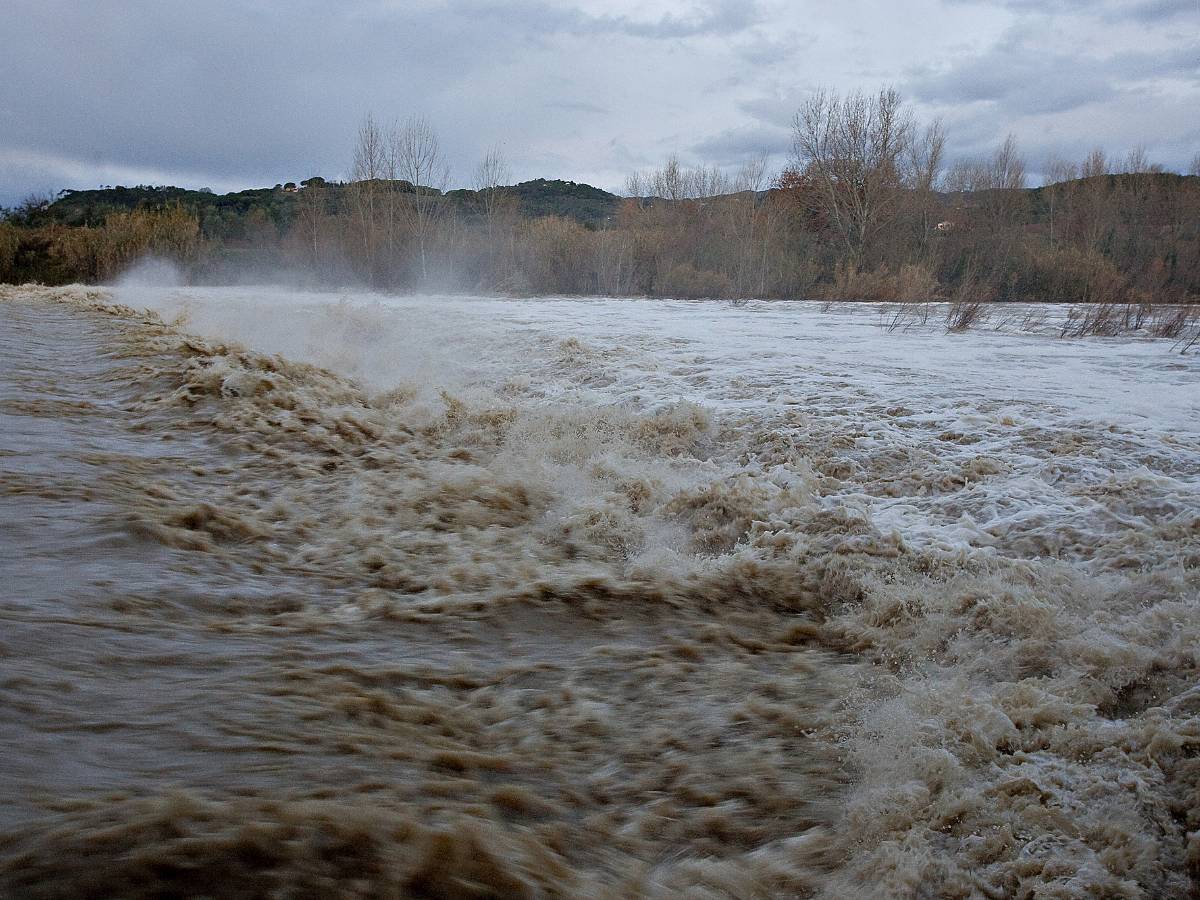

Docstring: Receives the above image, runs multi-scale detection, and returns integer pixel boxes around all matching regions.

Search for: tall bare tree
[474,145,512,241]
[990,134,1027,191]
[392,115,450,283]
[726,153,768,295]
[1074,148,1116,252]
[791,86,914,265]
[986,133,1027,230]
[295,177,330,273]
[905,117,946,251]
[350,113,389,280]
[1043,155,1079,246]
[473,145,517,284]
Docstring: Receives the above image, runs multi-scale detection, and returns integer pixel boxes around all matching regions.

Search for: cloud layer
[2,0,1196,205]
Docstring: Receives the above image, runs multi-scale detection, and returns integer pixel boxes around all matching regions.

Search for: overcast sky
[2,0,1197,206]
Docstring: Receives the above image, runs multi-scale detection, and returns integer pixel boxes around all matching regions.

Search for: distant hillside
[42,177,622,233]
[40,173,1195,239]
[45,184,300,228]
[507,179,619,226]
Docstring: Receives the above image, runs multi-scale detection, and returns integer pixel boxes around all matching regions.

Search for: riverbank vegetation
[3,91,1198,306]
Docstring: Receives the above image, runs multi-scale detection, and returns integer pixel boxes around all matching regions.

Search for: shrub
[821,262,940,302]
[48,206,201,282]
[515,216,593,294]
[945,300,988,332]
[658,263,734,299]
[0,222,18,282]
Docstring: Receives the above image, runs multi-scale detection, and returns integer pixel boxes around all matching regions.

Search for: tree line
[3,88,1198,305]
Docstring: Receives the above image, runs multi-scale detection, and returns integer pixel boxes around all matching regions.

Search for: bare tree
[1189,153,1200,177]
[1073,148,1117,251]
[623,170,650,209]
[952,133,1025,268]
[1081,148,1108,180]
[906,118,946,193]
[990,134,1026,191]
[295,177,330,272]
[791,86,914,265]
[1043,154,1078,245]
[593,227,633,295]
[905,117,946,249]
[474,144,512,241]
[1118,145,1152,175]
[392,115,451,283]
[727,153,768,295]
[473,145,518,285]
[631,154,730,201]
[949,135,1026,231]
[350,113,388,279]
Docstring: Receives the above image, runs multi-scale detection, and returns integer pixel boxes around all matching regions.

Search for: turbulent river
[1,284,1198,898]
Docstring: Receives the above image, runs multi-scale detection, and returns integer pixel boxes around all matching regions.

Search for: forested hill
[39,172,1198,237]
[38,178,622,234]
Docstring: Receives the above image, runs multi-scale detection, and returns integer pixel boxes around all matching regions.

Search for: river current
[2,285,1197,897]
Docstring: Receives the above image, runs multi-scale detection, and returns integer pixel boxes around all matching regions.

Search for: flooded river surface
[2,285,1198,897]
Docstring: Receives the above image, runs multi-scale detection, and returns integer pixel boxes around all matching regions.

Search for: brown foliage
[658,263,735,300]
[0,222,18,282]
[52,207,201,282]
[820,262,939,303]
[513,216,593,295]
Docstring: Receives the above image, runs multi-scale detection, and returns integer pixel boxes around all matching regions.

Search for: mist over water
[2,284,1198,897]
[113,256,185,289]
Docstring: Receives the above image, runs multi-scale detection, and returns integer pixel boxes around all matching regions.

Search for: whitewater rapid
[2,285,1197,898]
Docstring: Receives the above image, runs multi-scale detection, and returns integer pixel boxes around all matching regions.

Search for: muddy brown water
[1,289,1197,898]
[0,296,848,897]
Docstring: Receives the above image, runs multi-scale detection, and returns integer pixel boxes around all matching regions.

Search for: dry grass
[880,301,933,333]
[944,300,988,332]
[1150,303,1200,339]
[1060,301,1200,347]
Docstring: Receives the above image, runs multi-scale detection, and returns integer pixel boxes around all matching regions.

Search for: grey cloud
[691,125,791,166]
[908,38,1117,115]
[737,90,810,129]
[907,26,1199,119]
[544,101,611,115]
[733,30,813,66]
[1,0,1195,207]
[0,0,617,202]
[945,0,1199,23]
[459,0,760,40]
[1121,0,1200,22]
[929,72,1200,176]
